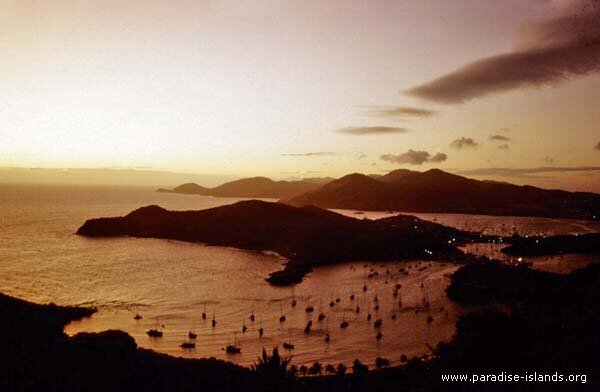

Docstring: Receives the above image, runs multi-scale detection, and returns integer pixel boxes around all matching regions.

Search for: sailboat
[304,320,312,334]
[305,297,314,313]
[133,306,142,320]
[147,317,163,338]
[374,305,382,328]
[324,319,330,343]
[258,320,264,337]
[188,321,197,339]
[201,304,207,320]
[283,329,294,350]
[291,287,297,307]
[279,302,286,322]
[249,303,255,322]
[180,336,196,349]
[339,312,349,329]
[211,312,217,328]
[226,332,241,354]
[317,299,326,321]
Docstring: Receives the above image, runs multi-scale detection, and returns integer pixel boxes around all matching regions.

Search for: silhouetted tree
[375,357,390,369]
[288,364,297,379]
[352,359,369,376]
[309,361,323,375]
[299,365,308,377]
[325,364,336,374]
[251,347,292,381]
[336,363,347,378]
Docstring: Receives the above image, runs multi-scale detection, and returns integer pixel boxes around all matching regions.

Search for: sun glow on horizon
[1,0,599,190]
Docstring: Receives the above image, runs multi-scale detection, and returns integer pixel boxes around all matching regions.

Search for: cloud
[497,144,510,150]
[430,152,448,162]
[490,134,511,141]
[405,4,600,103]
[281,152,336,157]
[595,141,600,150]
[360,106,437,118]
[450,137,479,149]
[336,126,409,135]
[381,149,448,165]
[455,166,600,178]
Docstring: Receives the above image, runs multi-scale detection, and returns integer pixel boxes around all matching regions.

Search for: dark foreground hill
[0,292,258,392]
[77,200,469,285]
[501,232,600,256]
[285,169,600,220]
[158,177,330,199]
[442,262,600,383]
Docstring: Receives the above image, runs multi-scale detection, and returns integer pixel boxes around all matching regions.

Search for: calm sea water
[1,184,598,368]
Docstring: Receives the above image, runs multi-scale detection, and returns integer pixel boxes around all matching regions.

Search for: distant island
[157,177,331,199]
[77,200,472,285]
[284,169,600,220]
[159,169,600,220]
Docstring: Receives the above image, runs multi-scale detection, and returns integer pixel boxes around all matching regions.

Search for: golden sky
[1,0,599,190]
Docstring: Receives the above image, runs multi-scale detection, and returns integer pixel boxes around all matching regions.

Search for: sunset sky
[1,0,599,190]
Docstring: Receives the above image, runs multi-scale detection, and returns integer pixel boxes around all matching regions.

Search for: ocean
[1,184,599,367]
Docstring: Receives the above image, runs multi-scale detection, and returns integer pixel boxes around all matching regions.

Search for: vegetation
[251,348,293,380]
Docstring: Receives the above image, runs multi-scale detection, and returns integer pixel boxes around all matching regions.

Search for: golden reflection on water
[2,184,599,368]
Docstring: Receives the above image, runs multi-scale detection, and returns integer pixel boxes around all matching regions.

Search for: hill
[285,169,600,220]
[76,200,469,285]
[157,182,211,195]
[158,177,329,199]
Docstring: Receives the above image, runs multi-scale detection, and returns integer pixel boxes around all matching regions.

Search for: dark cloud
[281,152,335,157]
[542,156,555,164]
[497,144,510,150]
[490,134,510,141]
[456,166,600,178]
[337,126,409,135]
[381,149,447,165]
[360,106,437,118]
[405,4,600,103]
[450,137,479,149]
[430,152,448,162]
[595,141,600,150]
